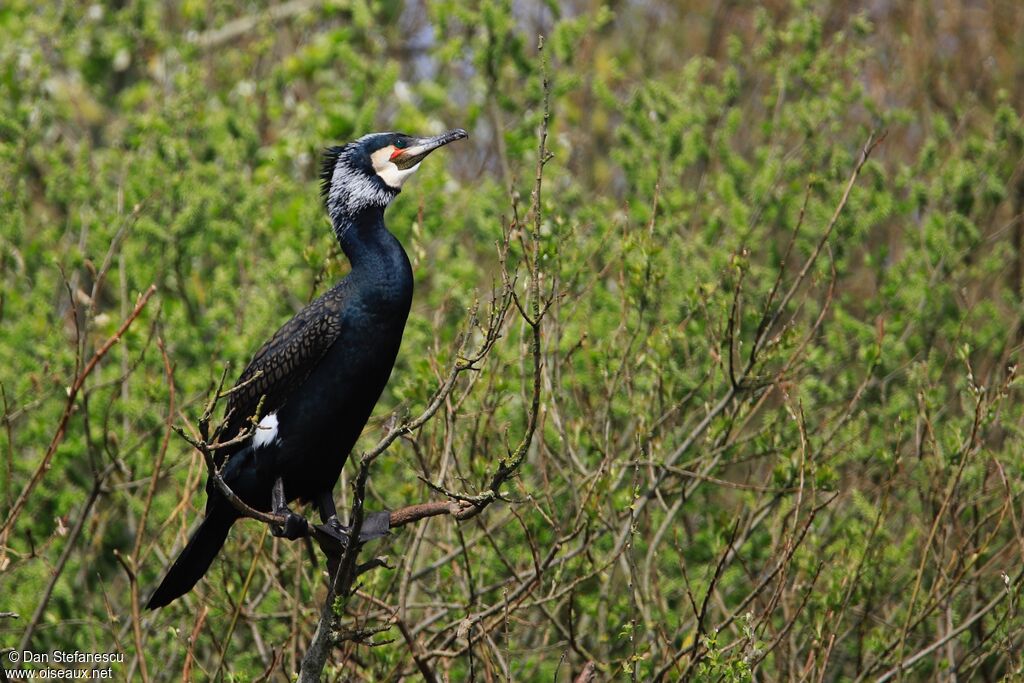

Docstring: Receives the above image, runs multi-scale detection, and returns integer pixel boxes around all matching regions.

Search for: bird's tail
[146,509,235,609]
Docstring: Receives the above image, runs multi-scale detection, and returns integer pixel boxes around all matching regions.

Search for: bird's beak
[391,128,468,169]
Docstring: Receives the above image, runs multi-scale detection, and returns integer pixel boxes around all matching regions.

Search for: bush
[2,1,1023,680]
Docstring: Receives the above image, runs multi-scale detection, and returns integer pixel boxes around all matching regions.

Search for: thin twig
[0,284,157,550]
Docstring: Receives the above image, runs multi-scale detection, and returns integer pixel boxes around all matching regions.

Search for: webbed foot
[311,511,391,555]
[312,515,350,551]
[358,511,391,542]
[271,510,309,540]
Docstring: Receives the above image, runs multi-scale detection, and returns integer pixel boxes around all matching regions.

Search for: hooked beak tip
[393,127,468,168]
[428,128,468,148]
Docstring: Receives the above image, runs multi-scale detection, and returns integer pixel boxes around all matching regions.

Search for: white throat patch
[371,147,421,189]
[327,152,397,222]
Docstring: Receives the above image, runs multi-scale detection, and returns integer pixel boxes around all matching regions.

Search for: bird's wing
[216,283,349,456]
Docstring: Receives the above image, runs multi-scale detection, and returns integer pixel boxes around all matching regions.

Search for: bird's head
[320,128,468,222]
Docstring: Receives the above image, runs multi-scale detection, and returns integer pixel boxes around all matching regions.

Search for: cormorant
[147,128,468,609]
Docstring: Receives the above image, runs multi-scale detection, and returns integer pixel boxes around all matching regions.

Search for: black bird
[147,128,468,609]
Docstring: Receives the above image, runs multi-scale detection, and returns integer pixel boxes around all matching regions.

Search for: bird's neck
[333,208,413,305]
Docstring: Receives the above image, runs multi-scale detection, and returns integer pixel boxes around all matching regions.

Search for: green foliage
[2,1,1024,681]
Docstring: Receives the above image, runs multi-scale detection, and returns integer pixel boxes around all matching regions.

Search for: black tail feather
[146,511,235,609]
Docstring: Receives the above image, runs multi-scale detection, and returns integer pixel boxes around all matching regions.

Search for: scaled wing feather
[216,284,348,461]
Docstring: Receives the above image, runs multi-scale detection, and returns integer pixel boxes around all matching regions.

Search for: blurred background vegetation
[2,0,1024,680]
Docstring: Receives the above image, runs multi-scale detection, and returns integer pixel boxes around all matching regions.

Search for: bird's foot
[311,511,391,554]
[271,510,309,540]
[358,511,391,542]
[312,515,350,550]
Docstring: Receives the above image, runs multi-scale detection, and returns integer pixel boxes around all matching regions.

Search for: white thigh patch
[253,412,279,449]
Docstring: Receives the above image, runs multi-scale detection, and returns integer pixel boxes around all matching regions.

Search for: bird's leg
[316,490,345,534]
[270,478,309,540]
[310,491,348,560]
[310,492,392,584]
